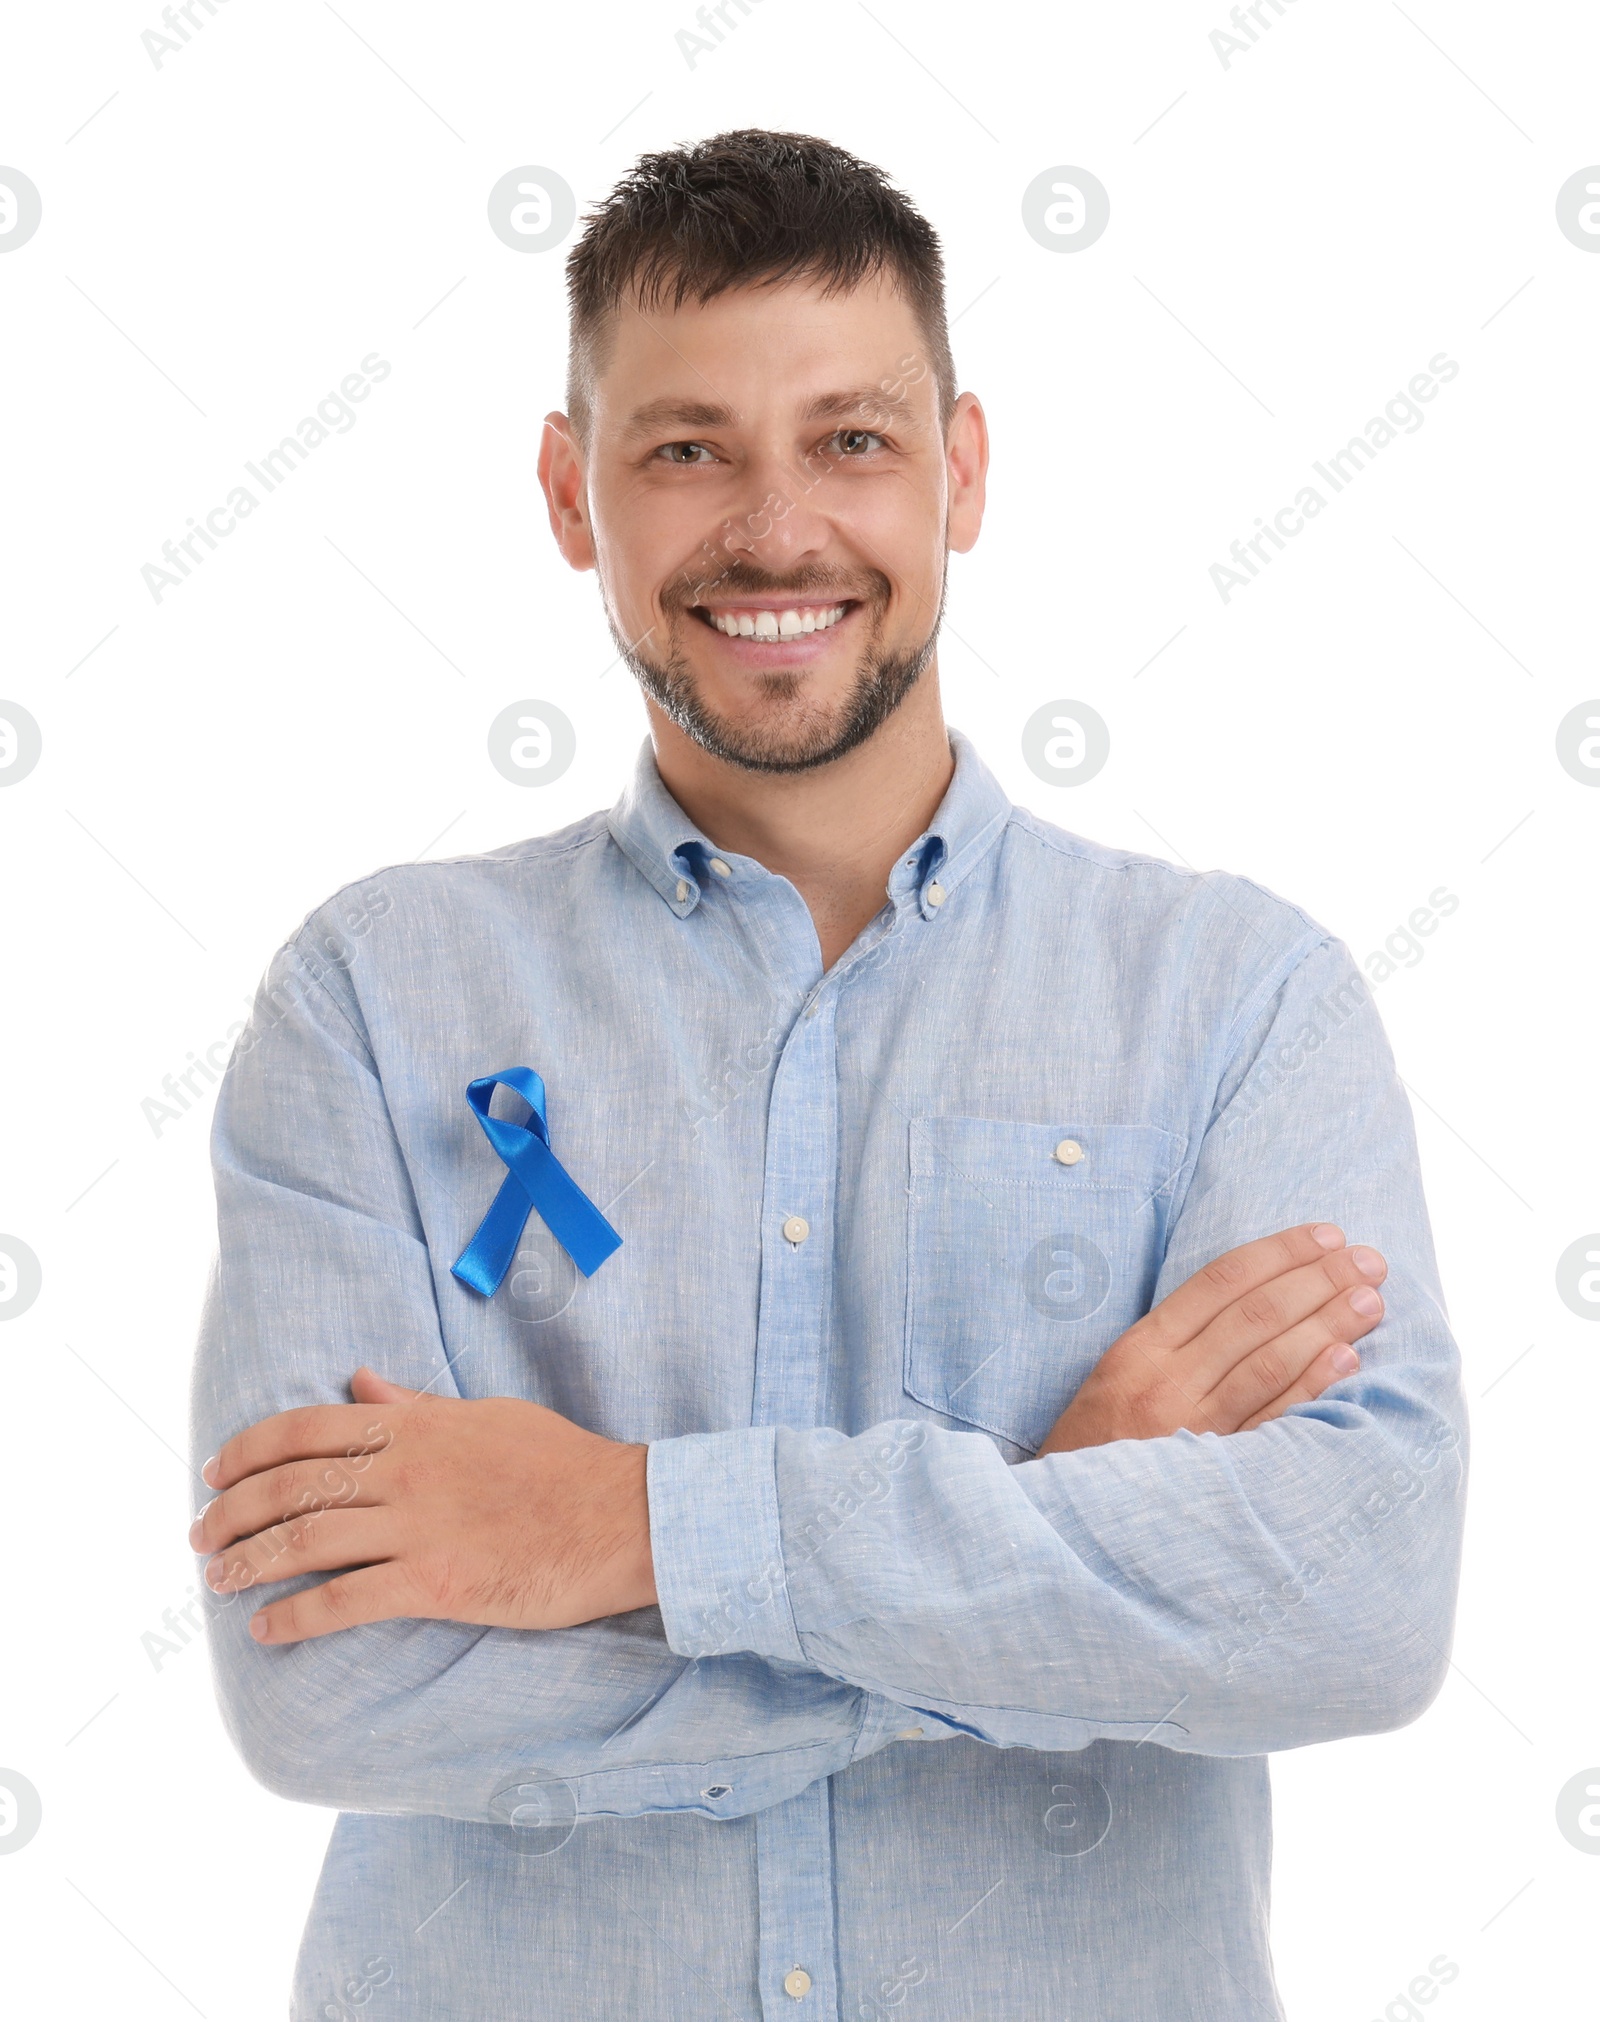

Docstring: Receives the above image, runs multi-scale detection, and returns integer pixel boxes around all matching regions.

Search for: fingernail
[205,1554,227,1587]
[1350,1246,1385,1279]
[249,1613,270,1642]
[1331,1345,1360,1374]
[201,1456,219,1488]
[1349,1286,1383,1317]
[188,1513,207,1549]
[1311,1223,1343,1249]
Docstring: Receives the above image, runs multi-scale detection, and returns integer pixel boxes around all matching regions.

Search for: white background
[2,1,1597,2015]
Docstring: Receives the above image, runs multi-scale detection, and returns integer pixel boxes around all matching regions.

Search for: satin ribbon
[450,1067,622,1296]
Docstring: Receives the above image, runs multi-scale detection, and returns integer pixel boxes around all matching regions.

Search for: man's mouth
[691,599,856,641]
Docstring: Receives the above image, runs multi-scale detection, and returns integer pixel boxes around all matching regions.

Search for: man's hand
[190,1369,657,1646]
[1035,1222,1385,1456]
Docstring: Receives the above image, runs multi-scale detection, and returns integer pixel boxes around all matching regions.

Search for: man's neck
[646,679,956,972]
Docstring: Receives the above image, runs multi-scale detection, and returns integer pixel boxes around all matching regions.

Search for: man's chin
[628,644,937,777]
[682,716,862,777]
[644,690,869,777]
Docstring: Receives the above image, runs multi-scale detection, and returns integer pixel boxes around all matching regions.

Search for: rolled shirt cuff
[647,1426,807,1666]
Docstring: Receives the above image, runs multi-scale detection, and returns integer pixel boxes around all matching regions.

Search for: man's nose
[714,447,834,573]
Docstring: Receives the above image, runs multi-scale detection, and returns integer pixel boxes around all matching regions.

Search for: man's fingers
[1238,1336,1368,1433]
[204,1506,395,1595]
[246,1562,420,1646]
[1135,1224,1348,1353]
[349,1366,424,1405]
[204,1402,396,1493]
[1173,1243,1386,1395]
[1203,1286,1382,1429]
[192,1454,387,1555]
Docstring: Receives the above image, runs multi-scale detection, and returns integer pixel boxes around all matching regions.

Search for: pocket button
[1053,1138,1085,1165]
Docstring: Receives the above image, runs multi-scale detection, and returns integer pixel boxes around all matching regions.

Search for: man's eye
[655,441,715,465]
[830,429,887,456]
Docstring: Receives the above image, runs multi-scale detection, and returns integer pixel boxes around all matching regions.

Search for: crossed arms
[189,931,1466,1823]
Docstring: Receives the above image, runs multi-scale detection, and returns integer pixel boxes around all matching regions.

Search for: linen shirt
[191,726,1467,2021]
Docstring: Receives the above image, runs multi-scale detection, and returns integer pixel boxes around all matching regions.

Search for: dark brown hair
[565,129,955,438]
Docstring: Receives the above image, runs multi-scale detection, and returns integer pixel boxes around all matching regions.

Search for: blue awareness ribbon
[450,1067,622,1296]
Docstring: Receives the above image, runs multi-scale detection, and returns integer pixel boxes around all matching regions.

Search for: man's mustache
[664,563,890,613]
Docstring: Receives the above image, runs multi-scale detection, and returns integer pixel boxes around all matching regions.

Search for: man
[190,130,1466,2020]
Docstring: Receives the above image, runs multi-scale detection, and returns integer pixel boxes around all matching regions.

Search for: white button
[675,879,689,902]
[1054,1138,1085,1165]
[782,1215,810,1244]
[925,880,945,907]
[783,1968,813,1999]
[896,1725,925,1740]
[709,857,732,878]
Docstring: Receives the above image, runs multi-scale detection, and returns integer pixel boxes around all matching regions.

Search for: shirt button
[782,1215,810,1245]
[783,1968,813,1999]
[1054,1138,1085,1166]
[675,879,689,902]
[709,858,732,878]
[896,1725,925,1740]
[925,880,945,907]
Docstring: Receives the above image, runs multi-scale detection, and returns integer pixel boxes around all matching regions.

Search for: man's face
[542,272,984,774]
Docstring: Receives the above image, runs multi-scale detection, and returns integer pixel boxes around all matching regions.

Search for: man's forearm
[647,1382,1463,1758]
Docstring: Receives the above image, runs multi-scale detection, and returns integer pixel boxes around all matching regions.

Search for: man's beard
[606,563,945,776]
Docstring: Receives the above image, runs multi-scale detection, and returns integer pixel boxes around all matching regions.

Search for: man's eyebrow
[619,385,919,442]
[800,384,916,424]
[619,397,737,441]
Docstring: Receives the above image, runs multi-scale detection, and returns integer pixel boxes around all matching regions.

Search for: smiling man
[190,132,1466,2021]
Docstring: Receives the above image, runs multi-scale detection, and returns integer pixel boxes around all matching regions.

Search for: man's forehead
[590,273,926,420]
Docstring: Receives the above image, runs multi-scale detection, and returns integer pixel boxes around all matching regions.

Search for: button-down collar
[605,724,1013,923]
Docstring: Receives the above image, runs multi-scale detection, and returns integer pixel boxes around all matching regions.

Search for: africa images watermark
[1209,350,1460,603]
[1213,1417,1462,1680]
[1224,885,1460,1137]
[671,348,930,610]
[139,350,391,603]
[141,886,392,1134]
[689,1422,929,1656]
[141,0,241,69]
[675,0,770,68]
[677,1011,789,1135]
[1366,1956,1460,2022]
[1210,0,1311,70]
[194,1419,397,1607]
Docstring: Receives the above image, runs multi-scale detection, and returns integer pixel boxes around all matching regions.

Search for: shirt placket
[749,948,840,2017]
[713,858,915,2021]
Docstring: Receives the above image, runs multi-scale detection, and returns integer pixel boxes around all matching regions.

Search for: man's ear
[537,411,597,571]
[944,391,988,556]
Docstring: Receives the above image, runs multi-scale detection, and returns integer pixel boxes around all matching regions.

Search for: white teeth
[707,604,848,639]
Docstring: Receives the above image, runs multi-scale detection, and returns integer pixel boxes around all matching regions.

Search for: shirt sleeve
[191,934,904,1826]
[647,932,1469,1757]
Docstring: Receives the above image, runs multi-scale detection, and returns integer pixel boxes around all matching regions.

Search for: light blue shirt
[191,726,1467,2021]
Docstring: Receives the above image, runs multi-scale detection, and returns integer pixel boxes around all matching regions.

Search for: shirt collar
[606,725,1013,922]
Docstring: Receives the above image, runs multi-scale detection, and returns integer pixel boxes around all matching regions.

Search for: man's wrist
[606,1439,658,1615]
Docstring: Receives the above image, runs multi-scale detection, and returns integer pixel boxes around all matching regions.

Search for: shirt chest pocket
[903,1117,1187,1453]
